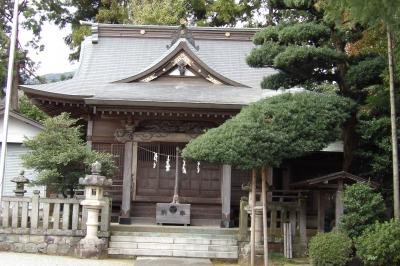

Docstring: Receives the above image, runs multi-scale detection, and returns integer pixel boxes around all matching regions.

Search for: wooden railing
[0,192,111,235]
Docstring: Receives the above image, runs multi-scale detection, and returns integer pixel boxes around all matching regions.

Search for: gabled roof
[290,171,379,188]
[114,39,248,87]
[0,109,43,130]
[21,23,277,109]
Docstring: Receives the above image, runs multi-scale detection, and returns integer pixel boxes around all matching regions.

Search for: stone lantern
[77,161,112,258]
[11,171,30,197]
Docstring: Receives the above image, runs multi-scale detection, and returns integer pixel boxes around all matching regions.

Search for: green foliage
[260,72,299,90]
[130,0,189,25]
[355,220,400,266]
[340,183,386,239]
[18,95,49,122]
[274,46,346,76]
[278,22,331,45]
[323,0,400,31]
[308,231,353,266]
[22,113,115,196]
[183,92,353,169]
[247,42,284,67]
[345,57,386,89]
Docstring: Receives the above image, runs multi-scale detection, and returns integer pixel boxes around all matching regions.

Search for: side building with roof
[21,24,364,252]
[0,110,45,197]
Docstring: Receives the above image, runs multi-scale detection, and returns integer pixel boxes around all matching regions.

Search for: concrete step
[110,223,238,236]
[110,235,237,245]
[109,241,238,252]
[110,231,236,239]
[108,248,238,259]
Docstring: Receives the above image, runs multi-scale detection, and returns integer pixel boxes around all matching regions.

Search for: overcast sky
[20,22,77,76]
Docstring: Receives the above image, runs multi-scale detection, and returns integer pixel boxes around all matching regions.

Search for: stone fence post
[77,162,112,258]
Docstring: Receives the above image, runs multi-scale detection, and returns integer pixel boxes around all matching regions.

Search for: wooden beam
[221,164,232,228]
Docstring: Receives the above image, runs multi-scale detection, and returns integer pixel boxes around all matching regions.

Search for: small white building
[0,110,45,196]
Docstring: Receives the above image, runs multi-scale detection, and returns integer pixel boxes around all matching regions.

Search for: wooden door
[136,142,221,204]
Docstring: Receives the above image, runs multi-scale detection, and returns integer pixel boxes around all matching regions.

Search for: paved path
[134,257,212,266]
[0,252,133,266]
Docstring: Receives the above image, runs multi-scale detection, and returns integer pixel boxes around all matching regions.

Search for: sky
[20,22,77,76]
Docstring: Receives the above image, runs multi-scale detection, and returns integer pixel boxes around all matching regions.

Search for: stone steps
[108,226,238,259]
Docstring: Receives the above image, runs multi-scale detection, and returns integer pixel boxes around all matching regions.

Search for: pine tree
[246,0,385,171]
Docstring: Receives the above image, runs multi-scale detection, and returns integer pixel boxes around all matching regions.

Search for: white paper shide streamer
[197,161,200,174]
[166,155,171,172]
[153,152,158,168]
[182,160,187,174]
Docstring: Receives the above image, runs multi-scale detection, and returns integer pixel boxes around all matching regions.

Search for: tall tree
[323,0,400,219]
[246,0,386,171]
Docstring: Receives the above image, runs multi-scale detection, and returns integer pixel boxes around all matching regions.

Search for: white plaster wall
[0,115,42,143]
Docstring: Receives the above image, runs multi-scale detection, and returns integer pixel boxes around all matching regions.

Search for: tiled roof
[21,24,277,108]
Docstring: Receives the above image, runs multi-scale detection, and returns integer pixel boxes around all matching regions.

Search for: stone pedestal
[76,162,112,258]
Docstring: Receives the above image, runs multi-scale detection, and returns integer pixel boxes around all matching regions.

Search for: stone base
[220,220,234,228]
[119,216,131,225]
[76,238,106,259]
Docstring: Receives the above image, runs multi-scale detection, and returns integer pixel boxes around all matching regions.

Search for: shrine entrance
[132,142,222,224]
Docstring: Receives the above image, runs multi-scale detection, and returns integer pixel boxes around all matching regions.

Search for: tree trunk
[261,166,269,266]
[250,169,256,266]
[267,0,273,26]
[342,113,357,171]
[387,26,400,220]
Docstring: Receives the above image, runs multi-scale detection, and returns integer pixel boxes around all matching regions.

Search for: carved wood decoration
[114,120,217,143]
[167,24,199,50]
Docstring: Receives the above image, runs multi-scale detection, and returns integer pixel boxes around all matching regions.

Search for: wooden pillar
[120,141,133,224]
[317,191,325,232]
[250,169,256,266]
[335,179,344,228]
[221,164,232,228]
[86,119,93,149]
[299,197,307,246]
[261,166,269,266]
[131,142,138,200]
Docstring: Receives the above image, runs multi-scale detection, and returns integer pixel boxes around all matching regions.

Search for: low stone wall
[0,228,109,256]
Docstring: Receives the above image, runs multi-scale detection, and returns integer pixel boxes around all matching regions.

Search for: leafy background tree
[22,113,115,197]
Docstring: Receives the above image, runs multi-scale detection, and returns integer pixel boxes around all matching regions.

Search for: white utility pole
[0,0,20,202]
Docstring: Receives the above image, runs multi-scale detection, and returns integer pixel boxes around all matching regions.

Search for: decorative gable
[114,40,247,87]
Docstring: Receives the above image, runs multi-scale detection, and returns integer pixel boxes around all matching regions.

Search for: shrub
[308,231,352,266]
[340,183,386,239]
[355,220,400,266]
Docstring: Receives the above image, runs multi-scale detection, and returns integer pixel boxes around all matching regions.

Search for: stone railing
[0,191,111,255]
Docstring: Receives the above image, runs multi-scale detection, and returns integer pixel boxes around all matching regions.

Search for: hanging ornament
[153,152,158,168]
[166,155,171,172]
[182,160,187,174]
[197,161,200,174]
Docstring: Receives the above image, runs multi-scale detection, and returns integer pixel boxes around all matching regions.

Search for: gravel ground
[0,252,133,266]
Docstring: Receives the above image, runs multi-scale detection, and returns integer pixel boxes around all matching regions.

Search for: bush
[355,220,400,266]
[308,231,352,266]
[340,183,386,239]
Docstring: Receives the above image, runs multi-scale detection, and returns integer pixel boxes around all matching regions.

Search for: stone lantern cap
[11,170,30,184]
[79,162,112,187]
